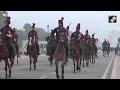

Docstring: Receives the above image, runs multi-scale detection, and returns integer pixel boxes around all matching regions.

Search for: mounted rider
[46,30,55,55]
[107,40,110,52]
[83,30,91,51]
[89,33,98,55]
[107,40,110,48]
[70,23,83,57]
[12,28,18,49]
[49,19,69,62]
[102,39,108,51]
[0,16,16,56]
[26,23,40,55]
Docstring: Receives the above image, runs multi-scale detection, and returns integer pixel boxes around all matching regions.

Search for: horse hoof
[73,71,75,73]
[61,76,64,79]
[9,74,11,78]
[56,76,60,79]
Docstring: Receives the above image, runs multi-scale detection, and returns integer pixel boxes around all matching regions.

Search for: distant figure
[115,47,118,56]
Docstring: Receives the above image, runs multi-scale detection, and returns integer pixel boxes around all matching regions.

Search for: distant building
[22,40,47,54]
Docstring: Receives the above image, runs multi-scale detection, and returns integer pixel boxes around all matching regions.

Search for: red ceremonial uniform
[34,31,39,40]
[66,26,69,37]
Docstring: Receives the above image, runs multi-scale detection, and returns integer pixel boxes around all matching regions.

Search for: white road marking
[40,76,48,79]
[51,72,56,74]
[101,55,115,79]
[0,62,48,73]
[110,57,117,79]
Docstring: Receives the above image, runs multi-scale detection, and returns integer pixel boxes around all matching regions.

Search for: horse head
[59,29,66,43]
[29,36,35,46]
[81,40,88,49]
[70,39,78,49]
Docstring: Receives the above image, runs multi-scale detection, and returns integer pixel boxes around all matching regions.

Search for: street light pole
[47,25,49,36]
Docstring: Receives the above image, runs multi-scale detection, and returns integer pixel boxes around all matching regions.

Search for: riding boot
[37,45,40,55]
[69,49,72,58]
[49,51,53,62]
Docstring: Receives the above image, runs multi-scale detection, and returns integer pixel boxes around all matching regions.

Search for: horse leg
[55,62,59,79]
[30,57,32,71]
[17,55,18,64]
[92,56,94,64]
[80,57,82,66]
[94,56,95,64]
[7,61,11,78]
[77,59,80,72]
[5,61,8,79]
[73,59,75,73]
[10,58,14,68]
[34,57,37,70]
[83,58,84,67]
[61,61,65,79]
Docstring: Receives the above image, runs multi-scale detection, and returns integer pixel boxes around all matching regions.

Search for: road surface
[0,50,115,79]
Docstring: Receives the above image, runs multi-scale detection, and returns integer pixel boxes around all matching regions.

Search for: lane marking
[101,55,115,79]
[110,56,118,79]
[51,72,56,74]
[40,76,48,79]
[0,62,48,73]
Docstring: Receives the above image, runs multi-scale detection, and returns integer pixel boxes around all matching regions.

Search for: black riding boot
[46,46,49,55]
[49,51,54,62]
[37,45,40,55]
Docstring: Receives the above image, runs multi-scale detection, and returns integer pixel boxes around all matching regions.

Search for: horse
[102,46,108,57]
[107,46,110,56]
[28,36,38,71]
[70,39,81,73]
[0,34,11,79]
[80,40,90,67]
[47,36,56,65]
[89,39,96,64]
[13,42,20,64]
[54,29,66,79]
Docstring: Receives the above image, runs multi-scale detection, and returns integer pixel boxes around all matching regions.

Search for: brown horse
[0,34,11,78]
[13,43,20,64]
[89,39,96,64]
[80,40,90,67]
[54,30,66,79]
[70,40,81,73]
[28,36,38,70]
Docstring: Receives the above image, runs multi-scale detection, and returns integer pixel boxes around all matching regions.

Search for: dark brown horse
[28,36,38,70]
[54,30,66,79]
[14,43,20,64]
[70,40,81,73]
[0,34,11,78]
[80,40,90,67]
[89,39,96,64]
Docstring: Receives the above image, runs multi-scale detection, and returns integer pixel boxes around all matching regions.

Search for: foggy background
[0,11,120,49]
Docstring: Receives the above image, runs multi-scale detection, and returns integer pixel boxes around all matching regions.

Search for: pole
[47,25,49,36]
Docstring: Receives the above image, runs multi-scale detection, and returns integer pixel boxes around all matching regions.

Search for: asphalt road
[0,50,115,79]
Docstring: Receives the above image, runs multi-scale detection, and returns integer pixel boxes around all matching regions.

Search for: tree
[23,23,31,34]
[118,37,120,43]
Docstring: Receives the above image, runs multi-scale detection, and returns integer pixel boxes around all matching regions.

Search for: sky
[7,11,120,47]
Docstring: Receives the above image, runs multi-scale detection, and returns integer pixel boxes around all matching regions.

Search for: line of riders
[0,16,111,63]
[46,17,111,63]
